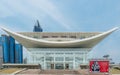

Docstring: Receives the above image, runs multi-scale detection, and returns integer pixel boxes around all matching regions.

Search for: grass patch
[0,68,21,74]
[110,68,120,74]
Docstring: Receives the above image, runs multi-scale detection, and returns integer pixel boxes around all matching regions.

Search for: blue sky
[0,0,120,63]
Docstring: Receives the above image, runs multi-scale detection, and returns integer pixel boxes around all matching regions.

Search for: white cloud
[25,0,72,30]
[0,0,44,18]
[0,0,72,30]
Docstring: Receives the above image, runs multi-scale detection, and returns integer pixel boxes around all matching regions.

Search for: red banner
[89,60,109,73]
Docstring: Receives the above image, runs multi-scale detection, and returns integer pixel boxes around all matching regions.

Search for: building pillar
[54,56,55,69]
[64,56,65,70]
[44,56,46,70]
[32,56,33,64]
[73,56,75,70]
[83,52,86,64]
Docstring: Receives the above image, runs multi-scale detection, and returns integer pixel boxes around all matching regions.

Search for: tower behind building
[33,20,43,32]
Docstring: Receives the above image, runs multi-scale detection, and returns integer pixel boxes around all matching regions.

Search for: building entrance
[51,64,54,69]
[30,48,89,70]
[55,63,64,69]
[46,63,72,69]
[65,64,69,69]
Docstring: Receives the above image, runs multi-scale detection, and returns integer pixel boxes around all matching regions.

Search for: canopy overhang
[0,27,119,48]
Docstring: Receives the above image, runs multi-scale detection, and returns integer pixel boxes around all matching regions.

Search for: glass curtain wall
[27,48,91,70]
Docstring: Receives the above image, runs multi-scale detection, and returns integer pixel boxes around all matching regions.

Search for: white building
[0,27,118,70]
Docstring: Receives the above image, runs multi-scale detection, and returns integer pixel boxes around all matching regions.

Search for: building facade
[0,27,118,70]
[18,32,98,69]
[28,48,91,69]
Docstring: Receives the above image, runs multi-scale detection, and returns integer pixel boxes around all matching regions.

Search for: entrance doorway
[55,64,64,69]
[51,64,54,69]
[65,64,69,69]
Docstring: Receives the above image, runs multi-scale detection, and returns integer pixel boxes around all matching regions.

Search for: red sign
[89,60,109,73]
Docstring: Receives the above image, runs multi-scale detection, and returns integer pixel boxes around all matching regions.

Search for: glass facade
[27,48,91,70]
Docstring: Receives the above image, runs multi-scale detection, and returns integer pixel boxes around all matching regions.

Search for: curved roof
[0,27,119,48]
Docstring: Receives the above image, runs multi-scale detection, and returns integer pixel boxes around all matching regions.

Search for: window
[36,57,44,61]
[55,53,64,55]
[46,63,51,69]
[46,53,53,55]
[55,57,64,61]
[75,57,83,62]
[52,36,58,38]
[70,36,76,38]
[46,57,54,61]
[42,36,49,38]
[33,36,38,38]
[80,36,85,39]
[75,53,83,55]
[61,36,67,38]
[65,57,73,61]
[65,53,73,55]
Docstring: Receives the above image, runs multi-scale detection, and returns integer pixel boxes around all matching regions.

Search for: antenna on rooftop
[37,20,40,27]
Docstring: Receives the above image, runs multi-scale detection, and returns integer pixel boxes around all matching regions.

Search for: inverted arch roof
[0,27,119,48]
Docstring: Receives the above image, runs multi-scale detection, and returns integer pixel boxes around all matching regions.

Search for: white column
[83,52,86,64]
[73,55,76,69]
[44,56,46,69]
[32,55,34,64]
[54,56,55,69]
[64,55,65,69]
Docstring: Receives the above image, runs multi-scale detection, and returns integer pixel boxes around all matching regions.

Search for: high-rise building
[2,35,10,63]
[0,37,2,45]
[1,35,23,64]
[0,37,3,68]
[9,36,15,63]
[15,44,23,63]
[33,20,43,32]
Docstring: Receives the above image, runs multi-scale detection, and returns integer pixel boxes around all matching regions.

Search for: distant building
[0,37,2,57]
[0,37,3,68]
[33,20,43,32]
[1,35,23,64]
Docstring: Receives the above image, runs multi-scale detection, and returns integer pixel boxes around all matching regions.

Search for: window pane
[55,57,64,61]
[46,57,54,61]
[65,57,73,61]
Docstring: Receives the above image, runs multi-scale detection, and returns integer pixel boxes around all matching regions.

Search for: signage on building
[89,60,109,73]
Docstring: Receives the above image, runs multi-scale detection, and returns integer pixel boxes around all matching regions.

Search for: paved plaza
[15,69,112,75]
